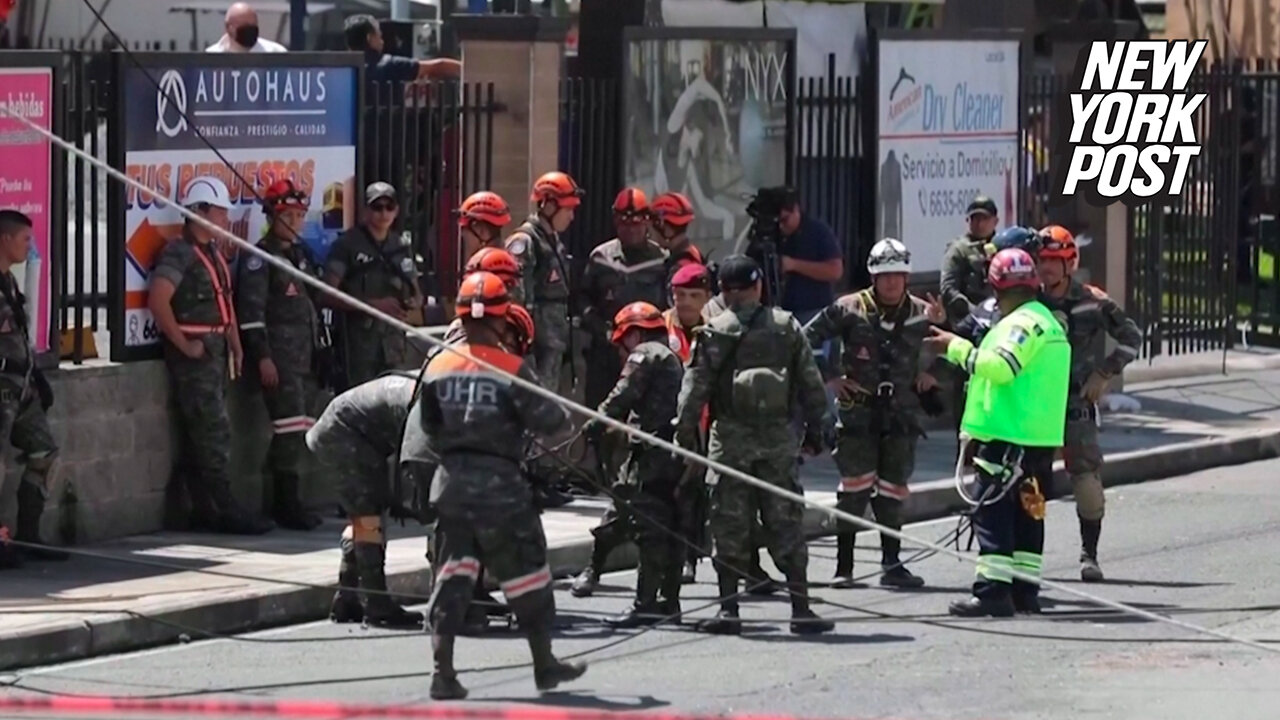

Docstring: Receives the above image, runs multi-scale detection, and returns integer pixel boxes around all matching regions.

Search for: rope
[4,93,1277,657]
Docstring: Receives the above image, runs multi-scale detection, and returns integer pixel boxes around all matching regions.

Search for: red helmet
[261,179,307,215]
[651,192,695,227]
[530,171,584,208]
[1038,225,1079,269]
[464,247,520,287]
[612,187,650,224]
[505,304,535,356]
[670,262,710,290]
[610,301,666,344]
[987,248,1040,291]
[455,271,511,319]
[458,191,512,229]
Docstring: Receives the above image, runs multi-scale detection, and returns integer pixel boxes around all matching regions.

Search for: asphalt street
[7,459,1280,720]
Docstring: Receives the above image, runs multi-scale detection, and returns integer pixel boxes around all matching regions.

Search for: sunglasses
[370,201,398,212]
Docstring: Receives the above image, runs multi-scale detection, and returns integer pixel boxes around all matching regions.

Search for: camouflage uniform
[592,337,685,625]
[408,342,582,697]
[939,234,995,435]
[674,300,829,629]
[154,229,270,535]
[804,289,933,586]
[1041,279,1141,566]
[505,217,572,394]
[237,233,321,530]
[305,373,423,627]
[0,270,62,564]
[325,225,421,389]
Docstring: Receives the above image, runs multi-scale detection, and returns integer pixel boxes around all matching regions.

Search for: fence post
[452,14,569,241]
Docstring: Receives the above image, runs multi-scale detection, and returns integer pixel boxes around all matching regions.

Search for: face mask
[234,24,260,48]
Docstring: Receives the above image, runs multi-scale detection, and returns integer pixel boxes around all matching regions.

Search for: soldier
[578,302,686,627]
[804,238,945,589]
[505,171,583,394]
[236,179,323,531]
[651,191,704,287]
[0,210,65,567]
[407,272,585,700]
[939,196,999,434]
[323,182,424,389]
[663,263,712,584]
[674,255,833,635]
[925,249,1070,617]
[149,177,272,535]
[457,191,512,262]
[1036,225,1141,583]
[953,227,1044,346]
[307,371,425,629]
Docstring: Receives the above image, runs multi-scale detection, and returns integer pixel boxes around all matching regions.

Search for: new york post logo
[1056,40,1208,207]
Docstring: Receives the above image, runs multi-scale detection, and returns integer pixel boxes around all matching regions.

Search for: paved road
[7,459,1280,720]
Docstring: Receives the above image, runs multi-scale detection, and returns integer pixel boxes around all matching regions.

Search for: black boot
[353,542,424,630]
[785,567,834,635]
[528,627,587,691]
[271,473,321,531]
[745,547,781,596]
[879,535,924,588]
[949,587,1016,618]
[330,544,362,623]
[570,541,608,597]
[429,634,468,700]
[657,543,684,623]
[696,572,743,635]
[203,482,274,535]
[1079,518,1104,582]
[832,533,856,588]
[15,485,68,561]
[606,554,663,628]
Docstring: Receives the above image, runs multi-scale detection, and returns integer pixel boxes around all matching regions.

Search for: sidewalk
[3,368,1280,671]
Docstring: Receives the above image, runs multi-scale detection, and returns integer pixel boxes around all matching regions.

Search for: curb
[1123,353,1280,385]
[3,429,1279,672]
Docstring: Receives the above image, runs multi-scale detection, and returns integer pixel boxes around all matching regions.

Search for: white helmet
[182,176,233,210]
[867,237,911,275]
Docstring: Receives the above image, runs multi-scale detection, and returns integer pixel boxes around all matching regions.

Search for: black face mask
[233,24,260,48]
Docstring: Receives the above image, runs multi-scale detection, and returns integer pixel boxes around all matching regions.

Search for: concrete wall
[1,360,338,545]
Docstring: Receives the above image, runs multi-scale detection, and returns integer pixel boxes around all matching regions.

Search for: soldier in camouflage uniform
[0,210,65,568]
[404,272,585,701]
[577,302,685,627]
[804,239,946,589]
[306,372,425,629]
[505,171,583,395]
[939,196,999,434]
[674,255,833,636]
[1036,225,1142,583]
[237,180,322,531]
[149,177,272,535]
[323,182,424,390]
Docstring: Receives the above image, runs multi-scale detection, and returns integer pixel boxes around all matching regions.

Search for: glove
[801,426,824,456]
[918,386,946,417]
[33,369,53,411]
[1081,371,1111,404]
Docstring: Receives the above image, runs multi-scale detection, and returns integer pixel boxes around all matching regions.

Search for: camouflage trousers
[832,429,917,535]
[0,378,58,498]
[1063,401,1105,521]
[428,505,555,637]
[165,335,235,517]
[529,302,570,395]
[707,454,808,578]
[260,340,314,492]
[343,321,415,391]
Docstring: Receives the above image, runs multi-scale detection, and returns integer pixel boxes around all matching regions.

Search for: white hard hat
[182,176,233,210]
[867,237,912,275]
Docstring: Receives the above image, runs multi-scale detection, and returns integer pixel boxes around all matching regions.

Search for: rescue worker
[0,210,65,567]
[236,179,323,531]
[664,263,713,583]
[307,371,425,629]
[579,302,685,627]
[925,249,1071,617]
[505,171,582,394]
[651,191,704,287]
[939,196,999,436]
[1037,225,1142,582]
[804,238,946,589]
[408,271,585,700]
[953,227,1044,346]
[323,182,424,389]
[674,255,834,635]
[150,177,273,535]
[457,191,512,263]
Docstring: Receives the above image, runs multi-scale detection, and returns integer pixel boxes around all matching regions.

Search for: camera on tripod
[743,186,794,306]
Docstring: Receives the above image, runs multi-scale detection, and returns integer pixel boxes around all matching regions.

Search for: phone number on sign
[917,188,983,218]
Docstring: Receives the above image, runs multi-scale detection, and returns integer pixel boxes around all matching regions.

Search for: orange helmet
[530,171,584,208]
[612,187,650,224]
[651,192,695,227]
[505,304,535,356]
[1038,225,1078,268]
[261,178,307,215]
[610,301,666,344]
[464,247,519,287]
[458,191,511,229]
[455,271,510,319]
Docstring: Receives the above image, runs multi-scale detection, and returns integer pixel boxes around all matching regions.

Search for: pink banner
[0,68,53,354]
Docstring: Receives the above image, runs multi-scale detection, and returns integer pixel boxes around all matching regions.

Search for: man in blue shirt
[777,190,844,321]
[344,15,461,83]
